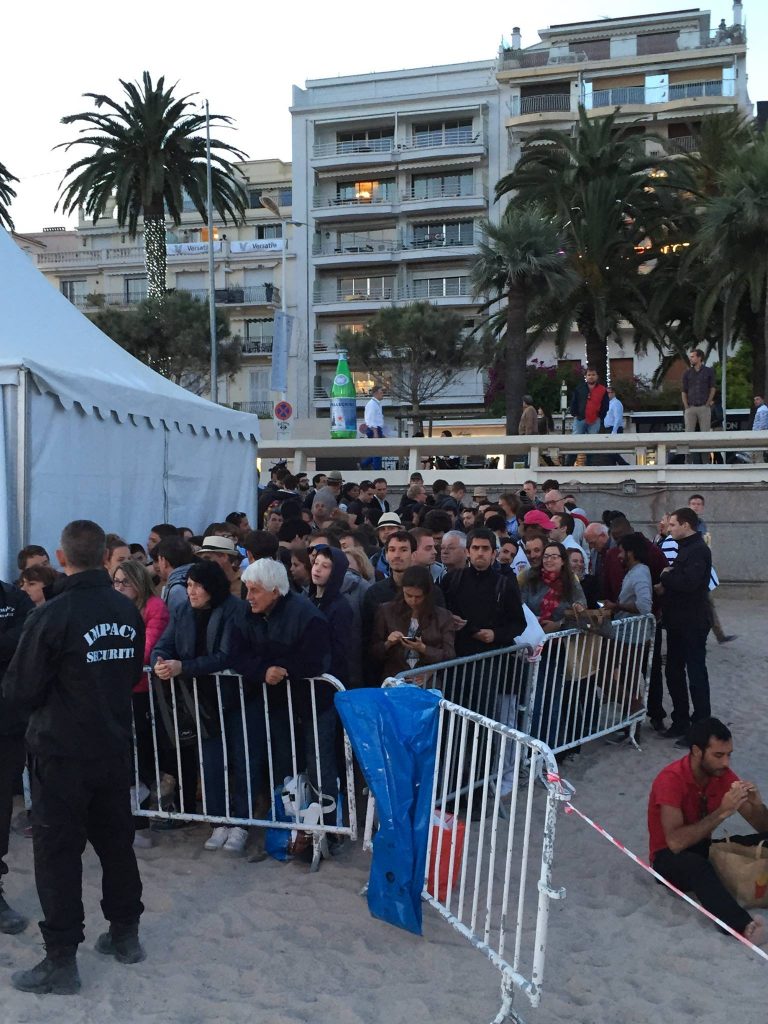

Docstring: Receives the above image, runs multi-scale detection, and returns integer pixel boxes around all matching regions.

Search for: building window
[124,276,147,303]
[278,187,292,207]
[411,276,468,298]
[336,178,396,204]
[411,171,474,200]
[256,223,282,239]
[336,127,394,154]
[243,319,274,353]
[412,119,473,147]
[248,189,262,209]
[60,279,88,306]
[337,276,394,300]
[412,220,474,247]
[249,368,270,403]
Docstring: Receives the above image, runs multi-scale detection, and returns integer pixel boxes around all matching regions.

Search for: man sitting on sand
[648,717,768,946]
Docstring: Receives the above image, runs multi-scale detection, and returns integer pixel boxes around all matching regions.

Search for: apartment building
[290,61,505,421]
[24,159,295,414]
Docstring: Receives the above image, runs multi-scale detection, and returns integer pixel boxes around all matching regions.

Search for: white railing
[313,282,396,304]
[406,277,471,299]
[313,238,400,256]
[402,184,487,203]
[36,246,146,266]
[364,696,570,1023]
[588,80,725,108]
[409,130,481,149]
[313,139,395,158]
[312,191,397,209]
[133,672,356,871]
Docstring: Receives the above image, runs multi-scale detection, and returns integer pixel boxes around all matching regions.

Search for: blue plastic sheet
[335,687,440,935]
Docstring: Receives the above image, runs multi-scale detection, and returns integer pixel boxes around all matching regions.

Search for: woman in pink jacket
[112,559,170,848]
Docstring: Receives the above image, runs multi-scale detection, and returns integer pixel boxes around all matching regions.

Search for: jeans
[31,753,143,949]
[665,626,710,729]
[200,699,267,819]
[360,426,383,470]
[653,832,768,934]
[529,642,565,749]
[0,735,26,884]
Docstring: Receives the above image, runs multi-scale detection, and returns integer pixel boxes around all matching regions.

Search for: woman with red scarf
[521,542,586,745]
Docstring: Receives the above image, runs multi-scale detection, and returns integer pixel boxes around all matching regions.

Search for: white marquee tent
[0,228,259,579]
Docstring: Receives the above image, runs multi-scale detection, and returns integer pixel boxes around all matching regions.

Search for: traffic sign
[274,400,293,421]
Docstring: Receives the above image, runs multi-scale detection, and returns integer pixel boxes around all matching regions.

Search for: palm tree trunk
[579,316,609,381]
[505,283,528,440]
[143,216,167,300]
[762,274,768,398]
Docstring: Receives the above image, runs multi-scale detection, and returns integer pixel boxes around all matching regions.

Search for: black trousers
[665,625,710,729]
[653,833,768,935]
[30,753,144,949]
[0,735,26,885]
[647,623,665,721]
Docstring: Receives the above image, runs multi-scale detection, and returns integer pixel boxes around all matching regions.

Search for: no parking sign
[274,400,293,440]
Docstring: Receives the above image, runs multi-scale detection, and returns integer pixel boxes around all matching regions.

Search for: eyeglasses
[542,553,563,561]
[113,577,132,588]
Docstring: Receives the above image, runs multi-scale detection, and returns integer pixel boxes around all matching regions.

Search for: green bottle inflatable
[330,351,357,439]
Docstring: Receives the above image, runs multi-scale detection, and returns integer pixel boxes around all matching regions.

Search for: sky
[4,0,766,232]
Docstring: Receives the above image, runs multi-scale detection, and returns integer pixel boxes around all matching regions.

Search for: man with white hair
[234,560,337,840]
[584,521,610,579]
[439,531,468,572]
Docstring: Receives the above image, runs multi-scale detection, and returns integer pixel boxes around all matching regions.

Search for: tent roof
[0,229,259,441]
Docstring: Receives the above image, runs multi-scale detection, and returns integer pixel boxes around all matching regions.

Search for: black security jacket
[0,581,34,737]
[2,569,145,758]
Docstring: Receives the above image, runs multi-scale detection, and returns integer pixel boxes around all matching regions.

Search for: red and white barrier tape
[546,773,768,963]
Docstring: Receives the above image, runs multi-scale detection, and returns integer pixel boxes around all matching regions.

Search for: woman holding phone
[371,566,455,683]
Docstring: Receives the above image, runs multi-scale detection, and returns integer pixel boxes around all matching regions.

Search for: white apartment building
[290,60,504,422]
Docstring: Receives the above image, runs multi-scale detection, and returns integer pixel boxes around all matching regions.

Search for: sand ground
[1,595,764,1024]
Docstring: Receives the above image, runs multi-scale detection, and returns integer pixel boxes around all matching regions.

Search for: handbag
[151,673,209,749]
[563,606,615,638]
[709,837,768,908]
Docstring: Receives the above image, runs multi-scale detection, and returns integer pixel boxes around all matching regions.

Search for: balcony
[401,184,488,215]
[507,92,573,119]
[62,284,278,311]
[665,134,698,153]
[499,49,587,71]
[37,246,145,268]
[241,338,274,355]
[229,401,273,417]
[313,280,396,311]
[588,79,728,110]
[405,277,473,304]
[312,190,398,220]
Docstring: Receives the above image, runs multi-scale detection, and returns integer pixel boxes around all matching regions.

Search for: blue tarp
[335,687,441,935]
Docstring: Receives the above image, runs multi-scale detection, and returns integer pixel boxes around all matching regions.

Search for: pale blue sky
[4,0,764,231]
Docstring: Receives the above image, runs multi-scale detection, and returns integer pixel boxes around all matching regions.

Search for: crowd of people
[0,466,763,993]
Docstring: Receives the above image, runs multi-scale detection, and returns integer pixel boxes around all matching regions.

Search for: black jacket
[570,381,609,423]
[309,547,352,685]
[0,582,34,737]
[2,570,145,759]
[232,591,332,711]
[441,566,526,657]
[660,532,712,631]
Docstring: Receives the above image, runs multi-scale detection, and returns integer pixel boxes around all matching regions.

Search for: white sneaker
[204,826,230,851]
[223,826,248,855]
[133,831,153,850]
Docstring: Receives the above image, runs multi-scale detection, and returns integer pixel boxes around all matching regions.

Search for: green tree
[496,106,683,376]
[337,303,478,431]
[470,207,573,434]
[89,290,240,395]
[0,159,18,230]
[56,72,248,298]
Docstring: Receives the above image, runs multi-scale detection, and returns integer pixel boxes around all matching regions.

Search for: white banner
[166,242,222,256]
[230,239,285,254]
[271,311,293,393]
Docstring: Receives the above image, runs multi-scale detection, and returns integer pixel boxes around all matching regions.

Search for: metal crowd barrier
[366,695,571,1024]
[131,671,356,871]
[385,613,656,760]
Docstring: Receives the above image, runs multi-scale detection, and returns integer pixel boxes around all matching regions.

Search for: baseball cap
[523,510,557,531]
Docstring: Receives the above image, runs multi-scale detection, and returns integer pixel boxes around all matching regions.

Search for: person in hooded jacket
[308,546,352,685]
[151,561,259,856]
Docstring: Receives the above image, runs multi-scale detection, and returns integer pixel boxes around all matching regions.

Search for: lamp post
[560,379,568,434]
[204,99,218,403]
[258,195,288,313]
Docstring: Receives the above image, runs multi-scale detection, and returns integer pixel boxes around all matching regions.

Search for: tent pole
[16,367,28,551]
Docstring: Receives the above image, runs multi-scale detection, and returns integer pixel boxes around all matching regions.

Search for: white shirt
[660,536,719,591]
[604,396,624,433]
[364,396,384,430]
[753,403,768,431]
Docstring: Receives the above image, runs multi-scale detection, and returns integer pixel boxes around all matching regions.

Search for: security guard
[3,520,146,994]
[0,578,33,935]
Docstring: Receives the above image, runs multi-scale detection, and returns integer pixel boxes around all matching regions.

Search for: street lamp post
[204,99,218,403]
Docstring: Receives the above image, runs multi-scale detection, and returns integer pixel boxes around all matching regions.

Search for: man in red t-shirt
[648,718,768,945]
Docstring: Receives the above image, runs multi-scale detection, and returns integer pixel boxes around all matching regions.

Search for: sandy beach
[1,593,764,1024]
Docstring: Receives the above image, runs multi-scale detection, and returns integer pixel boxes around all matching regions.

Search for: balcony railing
[410,130,480,149]
[38,246,146,266]
[241,338,274,355]
[229,401,273,417]
[402,185,487,203]
[665,135,698,153]
[508,93,572,116]
[403,232,480,251]
[312,191,397,209]
[63,284,278,310]
[313,138,395,158]
[312,238,400,256]
[500,49,586,70]
[589,80,725,108]
[314,281,396,304]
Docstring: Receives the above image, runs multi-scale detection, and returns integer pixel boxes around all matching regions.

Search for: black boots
[0,892,28,935]
[11,947,81,994]
[95,922,146,964]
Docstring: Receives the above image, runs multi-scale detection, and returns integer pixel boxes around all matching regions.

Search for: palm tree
[496,106,683,377]
[0,160,19,230]
[471,206,573,435]
[56,72,248,299]
[687,131,768,396]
